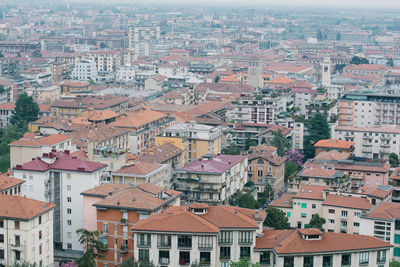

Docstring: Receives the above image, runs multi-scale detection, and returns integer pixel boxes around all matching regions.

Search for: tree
[76,229,105,267]
[261,137,266,144]
[120,258,156,267]
[230,257,260,267]
[390,259,400,267]
[238,193,258,209]
[349,56,369,65]
[264,207,289,229]
[100,42,107,49]
[306,214,326,231]
[285,161,299,182]
[336,32,341,41]
[334,64,346,73]
[269,130,291,157]
[244,136,257,151]
[223,143,241,155]
[303,112,330,160]
[10,93,39,131]
[389,153,399,167]
[263,183,273,200]
[214,75,220,83]
[285,150,304,166]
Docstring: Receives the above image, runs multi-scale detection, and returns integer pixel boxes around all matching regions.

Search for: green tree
[100,42,107,49]
[306,214,326,231]
[120,258,156,267]
[285,161,298,182]
[76,229,105,267]
[389,153,399,167]
[230,257,260,267]
[223,143,241,155]
[350,56,369,65]
[244,137,257,151]
[10,93,39,131]
[390,259,400,267]
[238,193,258,209]
[263,183,273,200]
[264,207,289,229]
[269,130,291,157]
[261,137,266,144]
[303,112,330,160]
[214,75,220,83]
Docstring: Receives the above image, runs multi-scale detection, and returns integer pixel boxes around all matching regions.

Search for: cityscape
[1,0,400,266]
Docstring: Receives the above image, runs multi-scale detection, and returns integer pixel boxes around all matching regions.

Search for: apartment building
[254,228,391,267]
[156,122,222,163]
[110,108,175,154]
[334,124,400,160]
[390,167,400,203]
[128,26,160,48]
[81,183,182,267]
[292,88,316,116]
[360,202,400,260]
[314,138,354,155]
[9,133,74,168]
[232,96,274,124]
[71,60,99,81]
[88,50,120,72]
[174,154,248,205]
[112,162,169,187]
[131,204,265,267]
[59,81,91,96]
[0,174,24,195]
[12,150,107,255]
[0,194,55,267]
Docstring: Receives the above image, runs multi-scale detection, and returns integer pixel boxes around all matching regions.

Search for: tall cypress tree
[10,93,39,131]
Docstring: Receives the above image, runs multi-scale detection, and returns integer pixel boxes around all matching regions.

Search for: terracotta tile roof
[390,167,400,180]
[364,202,400,220]
[52,95,127,110]
[110,108,167,128]
[268,76,294,84]
[94,185,182,211]
[361,185,393,199]
[335,162,390,173]
[298,228,323,235]
[295,185,329,200]
[136,183,165,195]
[269,193,293,208]
[138,143,183,164]
[181,154,246,174]
[113,162,165,176]
[132,206,220,233]
[81,183,130,198]
[81,109,118,121]
[247,153,286,166]
[298,167,343,179]
[255,230,392,253]
[187,101,226,116]
[322,195,374,210]
[314,150,350,161]
[0,194,55,220]
[9,134,71,147]
[314,139,354,149]
[0,174,24,191]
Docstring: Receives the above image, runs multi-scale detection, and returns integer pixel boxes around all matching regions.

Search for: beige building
[0,194,55,266]
[112,162,170,188]
[33,85,61,104]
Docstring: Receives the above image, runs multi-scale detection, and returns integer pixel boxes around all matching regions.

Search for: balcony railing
[120,245,128,253]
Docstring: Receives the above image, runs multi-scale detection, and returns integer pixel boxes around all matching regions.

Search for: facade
[81,183,182,267]
[314,138,354,155]
[293,89,316,116]
[0,174,24,195]
[247,58,263,88]
[232,96,274,124]
[174,154,248,205]
[128,26,160,48]
[71,60,99,81]
[88,50,120,72]
[321,56,332,86]
[156,122,222,163]
[132,204,265,267]
[0,194,55,267]
[12,151,107,255]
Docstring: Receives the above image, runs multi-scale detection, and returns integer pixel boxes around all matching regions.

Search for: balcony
[340,225,347,232]
[362,142,372,147]
[159,258,170,265]
[100,231,108,237]
[361,147,372,153]
[120,245,128,253]
[362,136,372,140]
[11,244,22,251]
[381,136,391,141]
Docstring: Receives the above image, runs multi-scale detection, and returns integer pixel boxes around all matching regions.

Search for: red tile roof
[364,202,400,220]
[314,139,354,149]
[181,154,246,174]
[0,174,24,191]
[295,185,329,200]
[322,195,373,210]
[113,162,165,176]
[269,193,293,208]
[81,184,130,198]
[0,194,55,220]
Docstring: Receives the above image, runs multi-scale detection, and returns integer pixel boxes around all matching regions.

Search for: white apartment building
[116,66,136,82]
[132,204,265,267]
[293,89,315,116]
[232,96,274,124]
[88,51,120,72]
[0,194,55,267]
[71,60,99,81]
[360,202,400,260]
[333,124,400,160]
[12,150,106,255]
[128,26,160,48]
[293,122,304,150]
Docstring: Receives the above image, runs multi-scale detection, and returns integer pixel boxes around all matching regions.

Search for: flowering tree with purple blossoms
[285,150,304,166]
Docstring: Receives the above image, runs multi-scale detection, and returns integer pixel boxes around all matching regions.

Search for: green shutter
[395,235,400,244]
[301,203,307,208]
[287,212,291,217]
[394,247,400,257]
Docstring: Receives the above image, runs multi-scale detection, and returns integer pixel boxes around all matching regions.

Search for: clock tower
[321,55,331,86]
[247,58,263,88]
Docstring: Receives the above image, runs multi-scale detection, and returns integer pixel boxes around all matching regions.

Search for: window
[159,250,169,264]
[284,257,294,267]
[220,247,231,259]
[157,234,171,248]
[39,230,42,240]
[219,231,233,244]
[39,216,42,224]
[395,234,400,244]
[15,251,20,261]
[239,231,253,244]
[0,249,4,260]
[304,256,313,267]
[0,234,3,243]
[0,220,3,228]
[179,251,190,265]
[67,197,72,202]
[15,221,20,230]
[341,210,348,218]
[395,247,400,257]
[67,185,71,191]
[287,212,291,217]
[200,252,211,264]
[240,247,250,258]
[198,235,213,249]
[377,250,386,263]
[359,251,369,264]
[39,244,42,255]
[323,255,333,267]
[312,204,316,209]
[67,220,72,226]
[260,252,270,264]
[328,219,334,224]
[67,208,71,214]
[354,222,360,227]
[341,254,351,266]
[137,234,151,247]
[328,209,335,214]
[178,235,192,248]
[301,213,307,218]
[138,249,149,262]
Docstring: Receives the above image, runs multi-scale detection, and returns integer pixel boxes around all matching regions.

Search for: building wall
[83,195,102,232]
[290,198,323,229]
[322,205,362,234]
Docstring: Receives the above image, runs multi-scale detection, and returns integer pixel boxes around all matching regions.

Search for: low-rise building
[174,154,248,205]
[0,194,55,266]
[314,139,354,155]
[0,174,24,195]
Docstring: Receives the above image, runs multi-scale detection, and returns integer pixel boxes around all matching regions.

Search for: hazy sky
[63,0,400,9]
